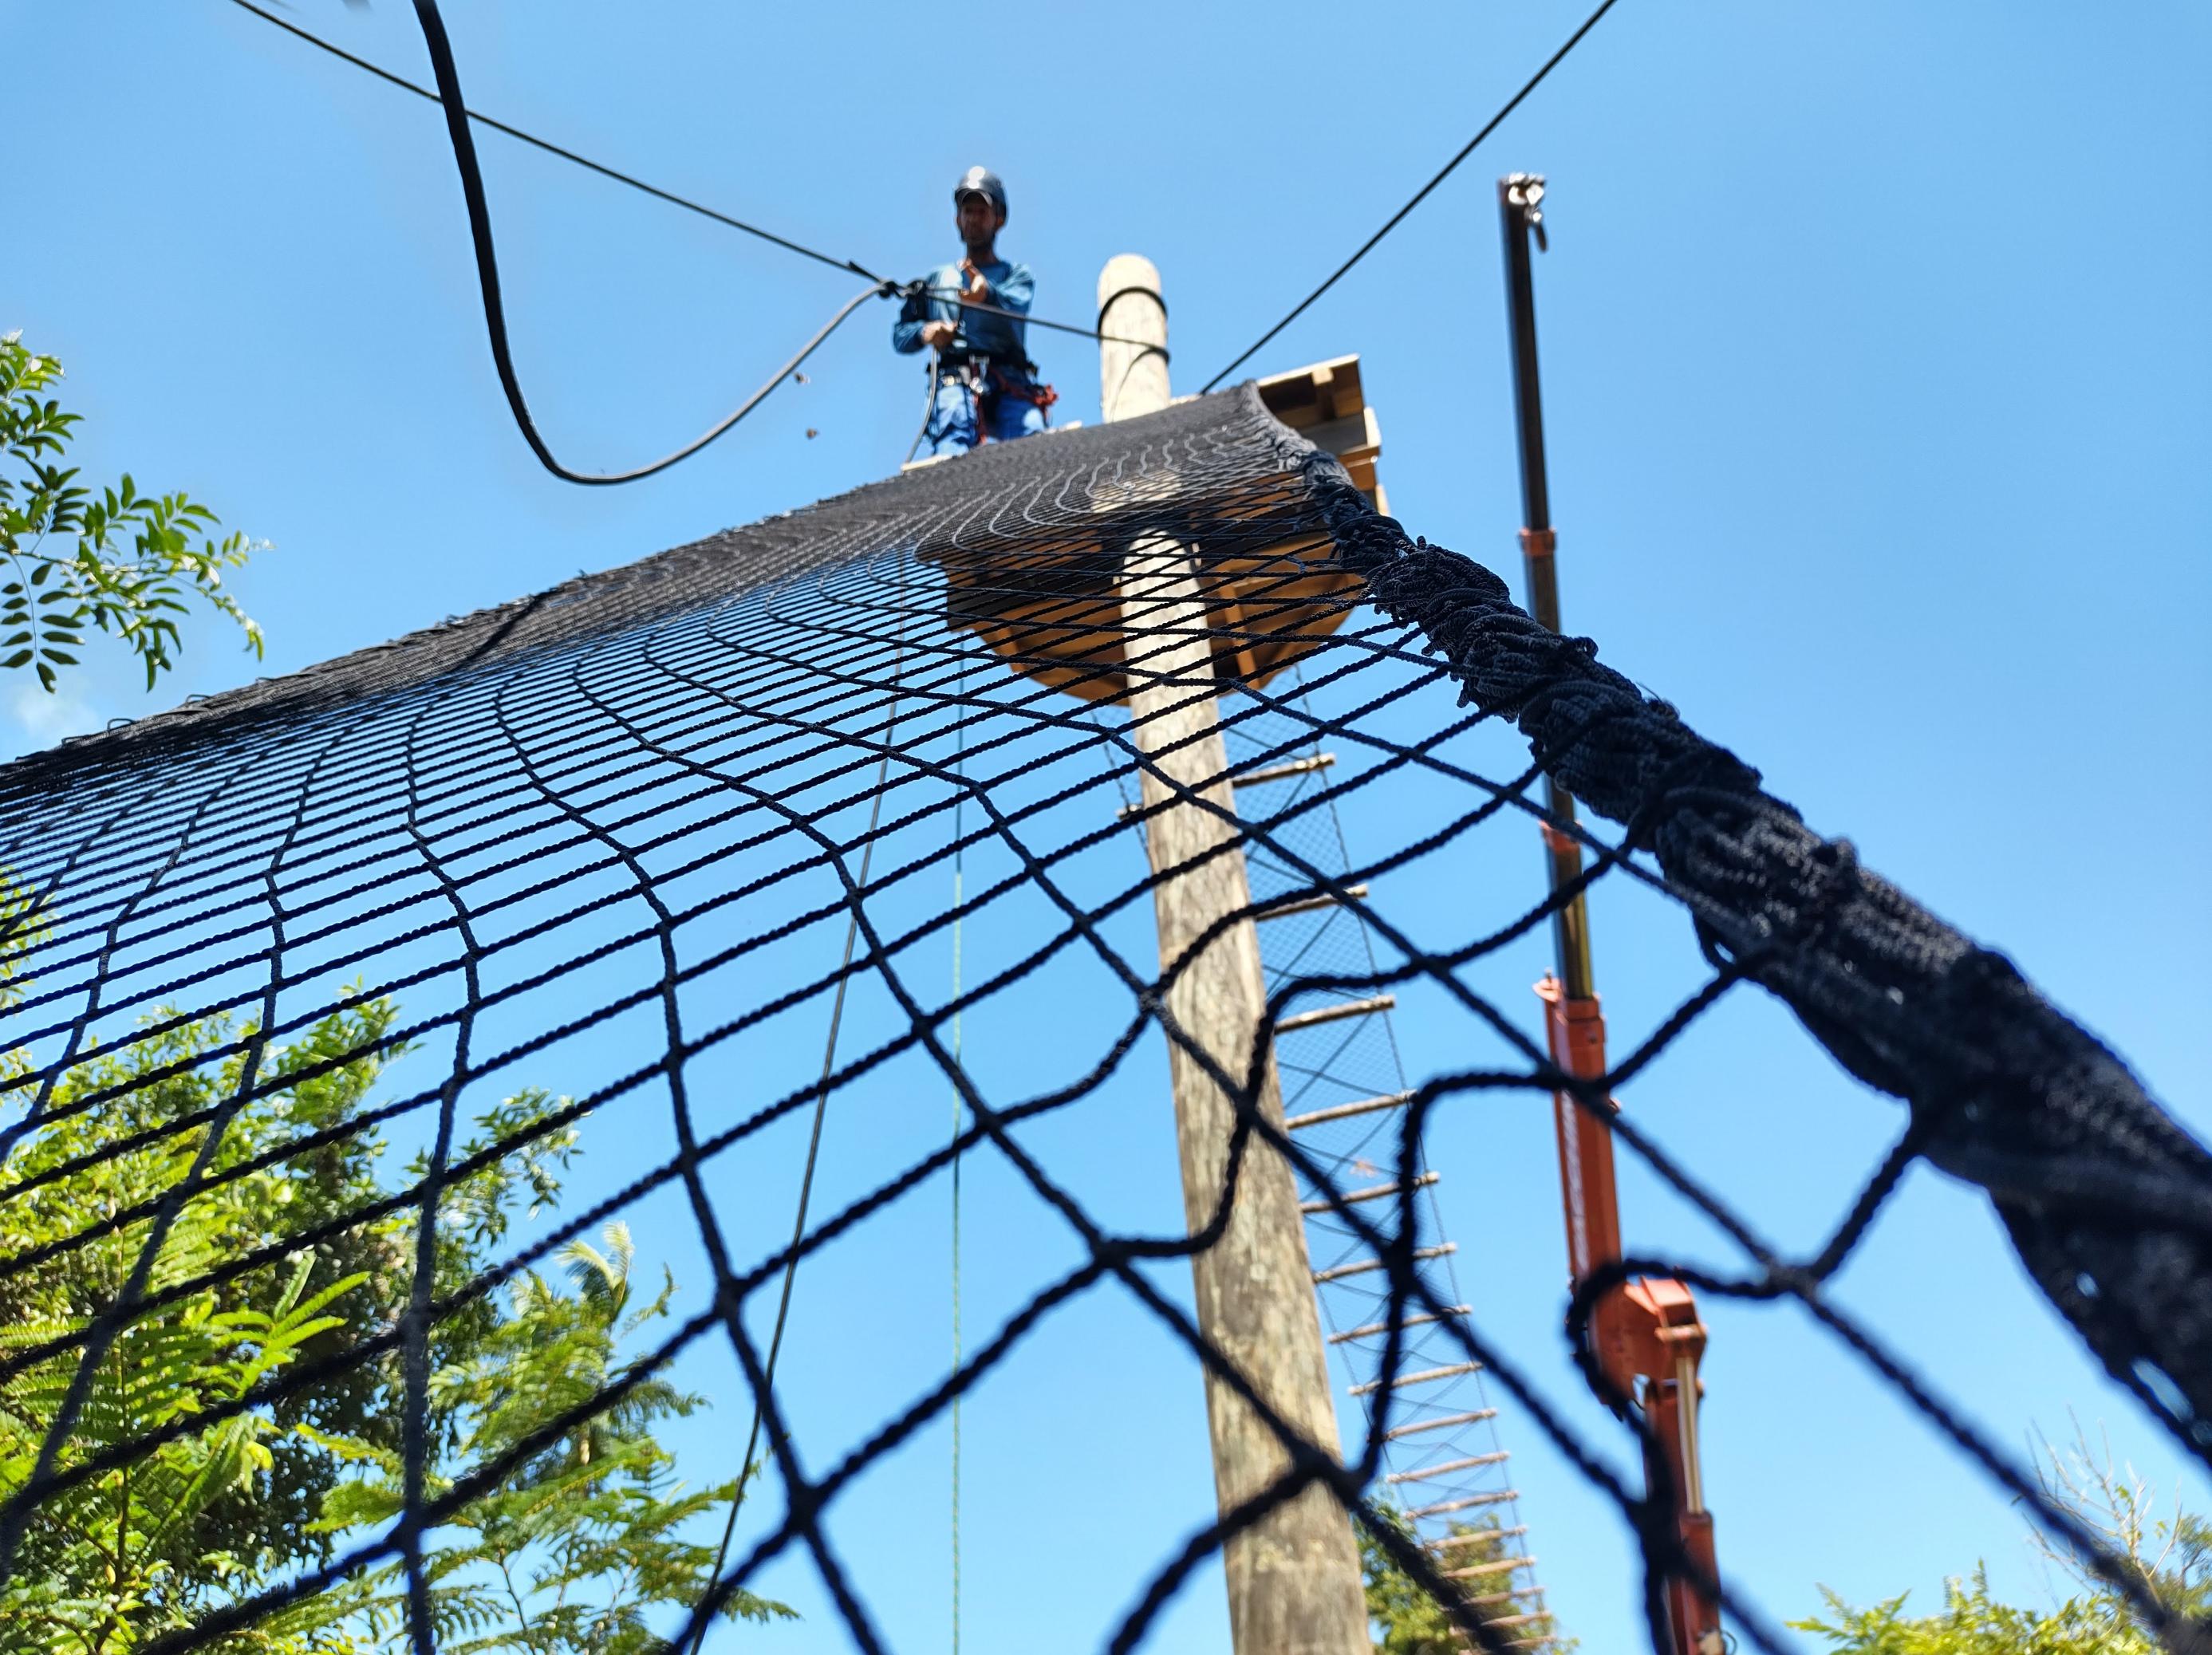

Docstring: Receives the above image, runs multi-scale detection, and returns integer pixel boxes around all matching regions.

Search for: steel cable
[406,0,887,484]
[231,0,1147,355]
[1201,0,1624,390]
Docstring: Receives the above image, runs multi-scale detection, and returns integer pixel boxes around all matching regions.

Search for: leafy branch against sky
[1,333,265,694]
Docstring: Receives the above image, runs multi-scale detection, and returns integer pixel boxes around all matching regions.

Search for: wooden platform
[924,357,1382,704]
[1254,354,1385,515]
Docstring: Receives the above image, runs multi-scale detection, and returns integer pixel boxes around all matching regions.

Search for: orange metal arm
[1538,978,1722,1655]
[1500,171,1721,1655]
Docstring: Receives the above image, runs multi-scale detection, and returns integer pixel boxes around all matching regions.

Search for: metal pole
[1498,175,1724,1655]
[1101,254,1369,1655]
[1500,171,1620,1290]
[1499,175,1594,1003]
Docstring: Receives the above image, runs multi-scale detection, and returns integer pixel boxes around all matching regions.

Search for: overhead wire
[1199,0,1623,392]
[917,285,1149,348]
[231,0,893,285]
[228,0,1146,356]
[238,0,1616,471]
[403,0,889,484]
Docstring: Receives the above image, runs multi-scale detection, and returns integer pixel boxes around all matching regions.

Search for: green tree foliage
[0,972,788,1651]
[0,1003,421,1642]
[312,1226,795,1653]
[1793,1570,2154,1655]
[1794,1430,2212,1655]
[1360,1503,1567,1654]
[1,332,264,692]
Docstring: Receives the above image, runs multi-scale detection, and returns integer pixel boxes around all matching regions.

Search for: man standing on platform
[894,167,1057,456]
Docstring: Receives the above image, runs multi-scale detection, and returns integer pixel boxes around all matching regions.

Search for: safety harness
[933,351,1059,443]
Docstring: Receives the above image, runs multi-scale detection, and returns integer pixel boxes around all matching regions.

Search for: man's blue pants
[925,372,1047,455]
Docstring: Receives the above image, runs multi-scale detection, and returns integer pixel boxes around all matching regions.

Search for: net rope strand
[685,558,913,1655]
[948,653,969,1655]
[0,385,2206,1653]
[687,722,900,1655]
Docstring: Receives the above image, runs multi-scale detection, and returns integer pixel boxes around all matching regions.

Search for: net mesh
[0,384,2203,1653]
[1215,695,1540,1586]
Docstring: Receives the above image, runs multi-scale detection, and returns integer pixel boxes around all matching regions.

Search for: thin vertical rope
[948,660,968,1655]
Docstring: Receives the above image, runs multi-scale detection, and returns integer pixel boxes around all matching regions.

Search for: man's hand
[920,320,958,352]
[960,260,992,305]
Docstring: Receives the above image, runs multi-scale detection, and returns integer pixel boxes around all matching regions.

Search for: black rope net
[0,384,2203,1654]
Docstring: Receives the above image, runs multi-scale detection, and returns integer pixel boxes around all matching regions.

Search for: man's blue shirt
[893,258,1035,363]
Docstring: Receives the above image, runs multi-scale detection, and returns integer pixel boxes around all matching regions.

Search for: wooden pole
[1100,254,1369,1655]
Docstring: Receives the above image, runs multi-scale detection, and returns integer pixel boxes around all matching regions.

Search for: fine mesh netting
[0,384,2203,1654]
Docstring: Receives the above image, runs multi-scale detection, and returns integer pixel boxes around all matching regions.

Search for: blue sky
[7,2,2210,1650]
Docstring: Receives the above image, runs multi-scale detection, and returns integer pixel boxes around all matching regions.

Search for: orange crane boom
[1500,173,1722,1655]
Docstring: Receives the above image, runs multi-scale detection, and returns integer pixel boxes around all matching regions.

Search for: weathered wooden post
[1099,254,1370,1655]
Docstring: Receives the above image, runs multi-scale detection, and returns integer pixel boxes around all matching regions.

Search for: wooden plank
[1234,752,1336,786]
[1382,1405,1495,1436]
[1278,993,1396,1034]
[1286,1090,1413,1131]
[1346,1352,1481,1393]
[1256,354,1363,428]
[1426,1527,1529,1552]
[1409,1490,1519,1519]
[1317,1242,1455,1287]
[1301,1171,1439,1213]
[1330,1307,1472,1346]
[1441,1555,1536,1581]
[1449,1585,1547,1609]
[1258,883,1371,921]
[1384,1451,1510,1484]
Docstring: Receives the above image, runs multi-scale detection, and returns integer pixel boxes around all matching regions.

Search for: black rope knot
[1290,438,2212,1464]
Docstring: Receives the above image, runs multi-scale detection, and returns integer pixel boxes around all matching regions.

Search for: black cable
[230,0,892,284]
[1200,0,1623,392]
[917,286,1149,349]
[227,0,1142,353]
[905,357,944,466]
[407,0,895,485]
